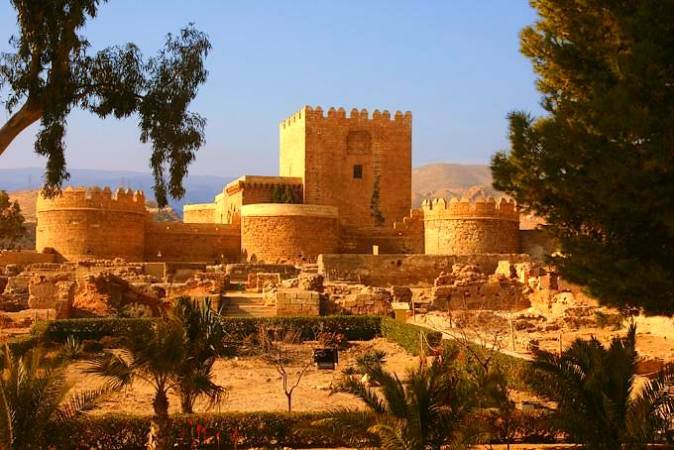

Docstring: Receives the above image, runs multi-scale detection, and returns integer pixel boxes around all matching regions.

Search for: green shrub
[220,315,382,341]
[34,315,382,345]
[36,318,155,343]
[380,317,442,355]
[47,412,377,449]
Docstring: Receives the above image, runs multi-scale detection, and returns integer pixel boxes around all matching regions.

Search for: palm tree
[528,324,674,449]
[87,305,229,450]
[325,347,487,450]
[87,319,186,450]
[171,297,229,413]
[0,345,104,449]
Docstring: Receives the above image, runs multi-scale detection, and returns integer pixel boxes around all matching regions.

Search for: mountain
[0,168,232,215]
[3,163,502,215]
[411,163,496,206]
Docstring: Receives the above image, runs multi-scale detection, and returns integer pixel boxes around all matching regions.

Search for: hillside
[412,163,497,206]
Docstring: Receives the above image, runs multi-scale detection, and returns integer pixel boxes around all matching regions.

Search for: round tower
[422,197,519,255]
[241,203,339,263]
[36,187,147,261]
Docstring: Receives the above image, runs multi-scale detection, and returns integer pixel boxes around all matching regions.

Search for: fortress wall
[36,187,147,261]
[241,203,339,263]
[144,221,240,263]
[340,210,424,254]
[423,198,519,255]
[280,106,412,228]
[183,203,216,223]
[318,253,532,286]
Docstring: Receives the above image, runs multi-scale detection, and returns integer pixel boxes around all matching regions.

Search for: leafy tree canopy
[0,0,211,206]
[491,0,674,314]
[0,190,25,249]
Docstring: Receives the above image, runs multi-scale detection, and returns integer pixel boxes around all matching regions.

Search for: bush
[33,316,382,345]
[220,315,382,342]
[380,317,442,355]
[35,318,155,343]
[47,412,377,449]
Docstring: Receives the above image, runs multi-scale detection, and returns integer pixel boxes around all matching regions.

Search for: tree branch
[0,100,43,157]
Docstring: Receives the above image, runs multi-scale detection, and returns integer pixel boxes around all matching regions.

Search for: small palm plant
[87,305,229,450]
[171,297,229,413]
[87,319,186,450]
[0,345,104,450]
[324,346,487,450]
[528,324,674,450]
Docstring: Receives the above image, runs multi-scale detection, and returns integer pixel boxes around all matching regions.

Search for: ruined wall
[318,253,532,286]
[279,106,412,228]
[36,187,147,261]
[423,198,519,255]
[183,203,216,223]
[144,221,240,263]
[241,203,339,263]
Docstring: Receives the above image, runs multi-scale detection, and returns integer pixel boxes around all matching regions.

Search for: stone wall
[183,203,216,223]
[279,106,412,228]
[275,288,320,316]
[241,203,339,263]
[0,251,57,266]
[144,221,240,263]
[36,187,147,261]
[318,253,532,286]
[423,198,519,255]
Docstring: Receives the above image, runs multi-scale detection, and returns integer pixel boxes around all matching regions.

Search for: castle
[35,105,528,263]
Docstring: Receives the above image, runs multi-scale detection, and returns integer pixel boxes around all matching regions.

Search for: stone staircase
[219,292,276,317]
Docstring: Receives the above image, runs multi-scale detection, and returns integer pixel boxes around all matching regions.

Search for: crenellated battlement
[280,105,412,129]
[36,186,147,214]
[422,197,519,221]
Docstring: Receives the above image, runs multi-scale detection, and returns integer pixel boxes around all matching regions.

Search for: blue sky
[0,0,541,177]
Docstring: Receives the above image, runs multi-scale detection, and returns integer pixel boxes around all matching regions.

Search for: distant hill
[412,163,497,206]
[3,163,532,218]
[0,168,232,216]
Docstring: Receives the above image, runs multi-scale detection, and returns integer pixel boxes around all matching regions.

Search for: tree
[171,297,228,414]
[326,347,487,450]
[0,1,211,206]
[528,325,674,449]
[257,326,312,413]
[0,190,25,249]
[86,319,186,450]
[490,1,674,314]
[0,345,106,449]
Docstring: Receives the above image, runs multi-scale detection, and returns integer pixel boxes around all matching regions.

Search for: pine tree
[491,1,674,314]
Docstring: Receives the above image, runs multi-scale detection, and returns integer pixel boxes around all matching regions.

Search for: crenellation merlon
[36,185,146,213]
[422,197,519,221]
[280,105,412,129]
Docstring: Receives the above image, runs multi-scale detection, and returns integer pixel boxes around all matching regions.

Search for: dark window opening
[353,164,363,179]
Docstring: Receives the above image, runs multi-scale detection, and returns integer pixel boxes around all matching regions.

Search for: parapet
[422,197,519,222]
[36,186,147,215]
[241,203,339,219]
[225,175,303,195]
[280,105,412,129]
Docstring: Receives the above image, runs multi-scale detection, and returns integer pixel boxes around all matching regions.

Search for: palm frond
[84,351,134,391]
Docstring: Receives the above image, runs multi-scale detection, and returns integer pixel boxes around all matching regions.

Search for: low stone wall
[318,253,532,286]
[0,251,57,266]
[225,263,300,283]
[275,288,320,316]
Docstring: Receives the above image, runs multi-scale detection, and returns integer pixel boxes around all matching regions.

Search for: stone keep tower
[279,106,412,228]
